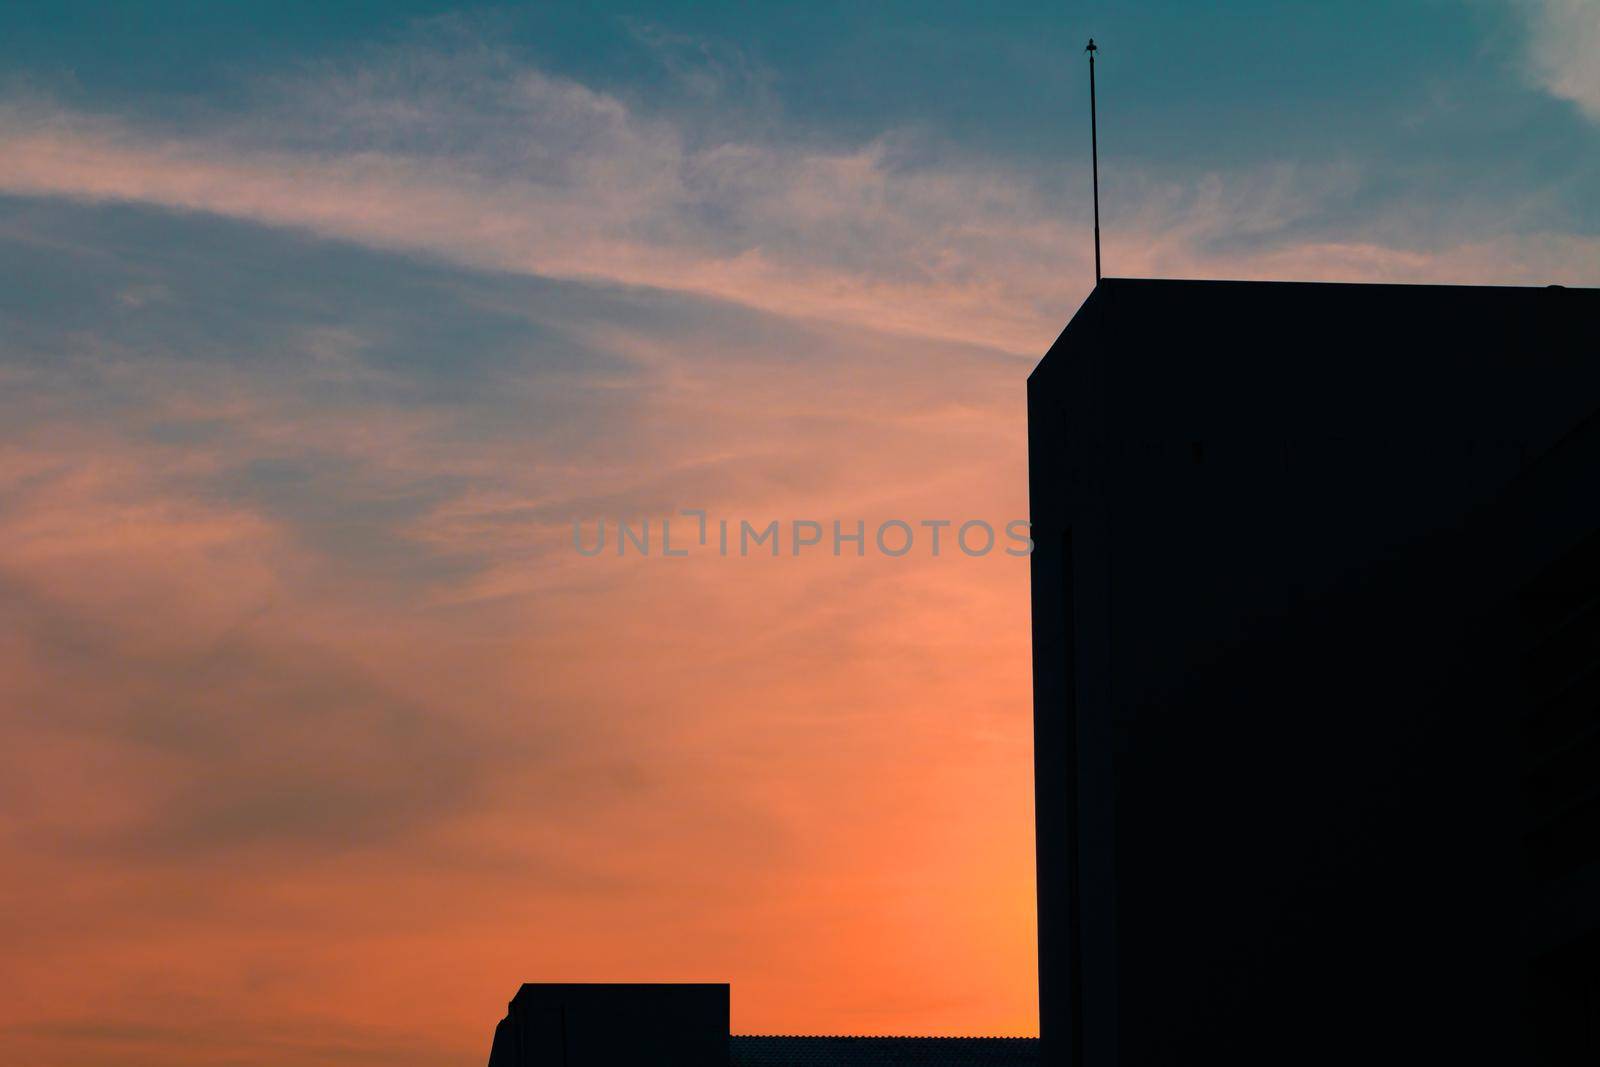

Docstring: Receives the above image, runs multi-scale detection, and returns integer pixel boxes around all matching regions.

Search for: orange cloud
[0,234,1037,1064]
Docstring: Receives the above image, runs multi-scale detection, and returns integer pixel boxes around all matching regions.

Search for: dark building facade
[1028,280,1600,1064]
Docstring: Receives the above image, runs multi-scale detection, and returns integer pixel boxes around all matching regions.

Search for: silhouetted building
[1028,280,1600,1065]
[487,984,729,1067]
[485,985,1039,1067]
[730,1036,1042,1066]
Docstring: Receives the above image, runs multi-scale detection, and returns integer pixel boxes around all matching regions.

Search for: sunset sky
[3,2,1599,1064]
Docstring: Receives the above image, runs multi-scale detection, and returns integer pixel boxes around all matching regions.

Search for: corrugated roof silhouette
[729,1036,1039,1066]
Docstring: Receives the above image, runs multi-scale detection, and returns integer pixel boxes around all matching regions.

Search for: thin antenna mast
[1086,38,1101,284]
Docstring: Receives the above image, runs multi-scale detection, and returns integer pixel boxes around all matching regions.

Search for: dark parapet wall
[730,1036,1040,1067]
[486,984,729,1067]
[482,990,1041,1067]
[1028,279,1600,1065]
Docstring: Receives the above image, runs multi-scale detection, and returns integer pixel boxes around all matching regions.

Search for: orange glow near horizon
[0,237,1042,1063]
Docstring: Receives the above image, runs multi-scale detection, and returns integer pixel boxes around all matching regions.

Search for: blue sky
[7,2,1596,183]
[5,0,1595,317]
[1,3,1598,1064]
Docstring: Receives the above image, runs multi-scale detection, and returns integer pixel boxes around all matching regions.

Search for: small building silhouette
[486,984,729,1067]
[1028,279,1600,1065]
[484,985,1036,1066]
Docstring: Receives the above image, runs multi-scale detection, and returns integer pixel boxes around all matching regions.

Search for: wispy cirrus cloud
[1519,0,1600,121]
[1,59,1081,353]
[4,35,1595,363]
